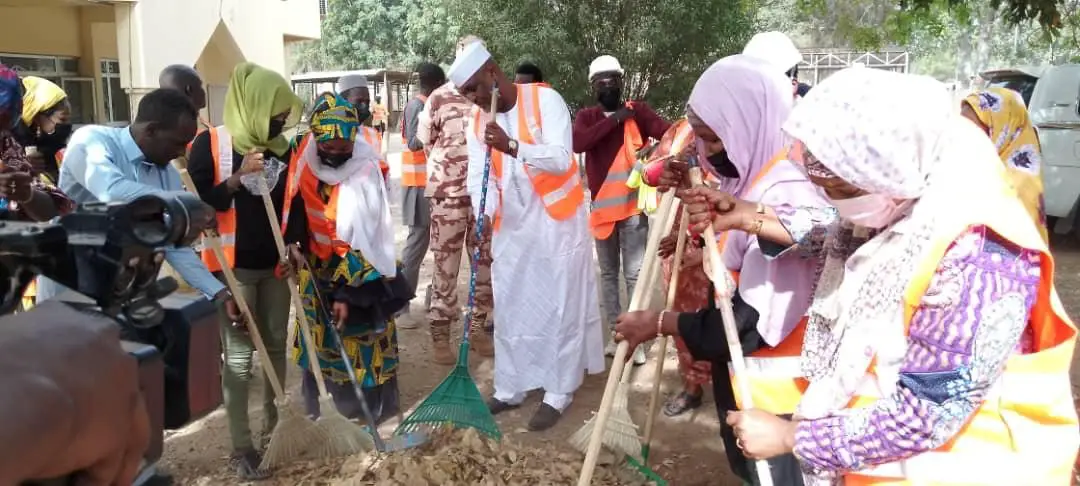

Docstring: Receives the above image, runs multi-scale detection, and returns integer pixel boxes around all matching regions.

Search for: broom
[395,87,503,440]
[170,157,327,469]
[687,161,774,486]
[640,203,691,466]
[249,172,376,465]
[575,190,679,486]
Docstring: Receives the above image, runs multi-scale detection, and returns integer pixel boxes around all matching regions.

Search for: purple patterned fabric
[792,226,1040,473]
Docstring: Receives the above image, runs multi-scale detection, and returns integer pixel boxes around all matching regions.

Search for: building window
[319,0,328,17]
[0,53,93,125]
[101,59,129,124]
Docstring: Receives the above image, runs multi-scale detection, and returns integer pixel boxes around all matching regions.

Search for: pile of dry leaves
[339,427,653,485]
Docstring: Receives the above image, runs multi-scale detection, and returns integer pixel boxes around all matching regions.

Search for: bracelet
[748,218,764,236]
[656,310,667,338]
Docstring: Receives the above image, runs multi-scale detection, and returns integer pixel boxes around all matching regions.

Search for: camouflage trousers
[426,196,494,327]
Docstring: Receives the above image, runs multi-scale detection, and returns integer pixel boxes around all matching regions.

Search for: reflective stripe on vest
[362,127,388,181]
[202,126,236,272]
[287,133,349,260]
[840,182,1078,484]
[400,94,428,187]
[473,84,585,233]
[589,102,643,239]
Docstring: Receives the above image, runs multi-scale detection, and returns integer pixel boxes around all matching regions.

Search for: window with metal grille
[319,0,328,17]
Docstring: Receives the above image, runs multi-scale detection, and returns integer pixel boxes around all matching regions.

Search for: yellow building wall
[0,6,82,57]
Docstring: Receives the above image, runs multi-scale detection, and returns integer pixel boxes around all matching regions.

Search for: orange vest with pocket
[400,94,428,187]
[286,133,350,260]
[838,189,1078,485]
[472,84,585,233]
[201,126,298,272]
[589,102,644,239]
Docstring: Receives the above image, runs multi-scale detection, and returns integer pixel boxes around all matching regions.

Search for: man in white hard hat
[448,41,604,431]
[743,31,811,99]
[573,54,670,364]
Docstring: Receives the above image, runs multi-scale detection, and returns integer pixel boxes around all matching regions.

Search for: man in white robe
[447,41,605,431]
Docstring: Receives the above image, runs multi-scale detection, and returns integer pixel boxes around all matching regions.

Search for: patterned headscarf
[962,87,1046,241]
[309,92,359,143]
[0,65,22,129]
[20,76,66,126]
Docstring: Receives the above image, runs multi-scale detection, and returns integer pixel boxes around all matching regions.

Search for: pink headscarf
[688,55,831,346]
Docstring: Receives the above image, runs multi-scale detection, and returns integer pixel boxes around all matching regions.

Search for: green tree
[293,0,423,72]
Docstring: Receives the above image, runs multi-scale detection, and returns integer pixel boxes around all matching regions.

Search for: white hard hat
[589,55,624,80]
[742,31,802,73]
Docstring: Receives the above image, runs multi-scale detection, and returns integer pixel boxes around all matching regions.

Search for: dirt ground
[157,173,1080,485]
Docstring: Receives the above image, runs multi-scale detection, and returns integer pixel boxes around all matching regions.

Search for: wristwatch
[508,139,519,155]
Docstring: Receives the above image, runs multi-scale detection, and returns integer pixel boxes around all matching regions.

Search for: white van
[981,65,1080,234]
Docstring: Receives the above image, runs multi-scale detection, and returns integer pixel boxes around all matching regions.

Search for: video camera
[1,191,222,486]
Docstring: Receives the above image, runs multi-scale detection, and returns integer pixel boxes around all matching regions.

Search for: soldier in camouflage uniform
[417,67,495,365]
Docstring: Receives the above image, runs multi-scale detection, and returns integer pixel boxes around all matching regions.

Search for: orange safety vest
[472,84,585,233]
[400,94,428,187]
[201,126,299,272]
[831,176,1075,484]
[361,126,389,182]
[707,150,809,415]
[286,133,351,260]
[185,119,213,156]
[589,102,644,239]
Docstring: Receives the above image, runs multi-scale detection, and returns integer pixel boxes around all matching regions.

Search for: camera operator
[0,301,149,485]
[35,89,242,320]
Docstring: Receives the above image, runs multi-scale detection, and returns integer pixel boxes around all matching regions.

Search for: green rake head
[396,342,502,440]
[624,454,669,485]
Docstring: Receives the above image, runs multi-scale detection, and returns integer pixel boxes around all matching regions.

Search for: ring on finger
[736,438,744,450]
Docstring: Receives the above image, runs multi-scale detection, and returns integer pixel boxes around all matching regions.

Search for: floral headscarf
[309,93,359,143]
[962,87,1046,241]
[0,65,22,129]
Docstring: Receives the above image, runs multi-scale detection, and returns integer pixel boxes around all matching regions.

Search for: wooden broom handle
[253,178,333,399]
[577,191,679,486]
[688,166,774,486]
[170,158,285,398]
[641,204,690,456]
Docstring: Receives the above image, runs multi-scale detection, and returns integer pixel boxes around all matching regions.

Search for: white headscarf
[783,68,1006,485]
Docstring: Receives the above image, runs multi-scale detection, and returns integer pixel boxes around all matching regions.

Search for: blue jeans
[594,213,649,329]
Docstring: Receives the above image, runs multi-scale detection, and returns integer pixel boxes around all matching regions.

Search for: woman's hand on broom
[655,145,694,193]
[678,187,753,236]
[726,409,797,460]
[614,310,679,361]
[331,301,349,331]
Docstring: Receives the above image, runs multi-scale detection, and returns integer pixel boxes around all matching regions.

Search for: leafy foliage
[293,0,759,117]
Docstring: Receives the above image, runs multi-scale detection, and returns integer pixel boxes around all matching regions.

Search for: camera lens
[126,192,215,248]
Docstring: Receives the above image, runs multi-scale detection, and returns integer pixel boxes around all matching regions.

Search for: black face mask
[707,151,740,178]
[37,123,73,147]
[354,103,371,124]
[597,88,622,111]
[319,151,351,168]
[268,119,286,139]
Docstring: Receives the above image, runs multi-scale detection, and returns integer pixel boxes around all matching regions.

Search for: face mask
[319,151,351,167]
[354,103,371,123]
[706,151,740,178]
[597,88,622,111]
[829,193,900,229]
[268,119,286,139]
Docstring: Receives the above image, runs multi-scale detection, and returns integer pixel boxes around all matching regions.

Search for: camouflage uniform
[419,83,494,359]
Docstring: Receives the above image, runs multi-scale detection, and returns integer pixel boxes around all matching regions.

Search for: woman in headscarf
[961,87,1047,242]
[286,93,410,434]
[616,55,830,486]
[704,68,1077,485]
[186,62,303,480]
[14,76,71,185]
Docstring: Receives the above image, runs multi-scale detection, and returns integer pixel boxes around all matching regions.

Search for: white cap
[742,31,802,73]
[336,74,368,93]
[588,55,623,80]
[448,41,492,87]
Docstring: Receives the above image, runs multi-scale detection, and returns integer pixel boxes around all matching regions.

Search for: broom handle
[641,204,690,459]
[578,191,678,486]
[254,177,333,399]
[688,167,774,486]
[171,159,286,398]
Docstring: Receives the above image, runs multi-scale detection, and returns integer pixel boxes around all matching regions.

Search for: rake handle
[171,158,285,398]
[642,204,690,460]
[688,167,773,486]
[578,191,678,486]
[463,87,500,345]
[321,305,389,452]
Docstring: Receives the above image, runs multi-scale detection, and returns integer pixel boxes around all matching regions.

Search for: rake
[171,157,326,469]
[640,204,690,466]
[575,190,679,486]
[395,87,502,440]
[688,161,774,486]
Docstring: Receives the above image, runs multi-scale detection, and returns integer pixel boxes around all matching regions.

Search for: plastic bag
[241,156,286,195]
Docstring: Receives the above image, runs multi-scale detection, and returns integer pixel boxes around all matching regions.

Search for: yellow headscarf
[222,63,302,156]
[21,76,66,125]
[962,87,1047,242]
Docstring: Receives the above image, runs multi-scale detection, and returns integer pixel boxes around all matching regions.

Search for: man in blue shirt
[40,89,242,320]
